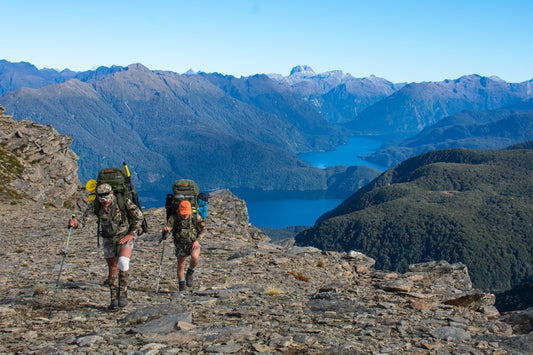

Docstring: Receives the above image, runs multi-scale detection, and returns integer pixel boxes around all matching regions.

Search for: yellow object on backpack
[86,179,97,203]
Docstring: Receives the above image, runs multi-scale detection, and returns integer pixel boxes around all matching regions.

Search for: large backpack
[165,179,199,221]
[94,166,148,235]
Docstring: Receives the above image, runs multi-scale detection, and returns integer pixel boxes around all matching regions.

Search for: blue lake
[140,137,386,229]
[298,137,385,170]
[244,197,344,229]
[244,137,386,229]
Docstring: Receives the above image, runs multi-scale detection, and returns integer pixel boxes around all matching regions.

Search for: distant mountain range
[268,65,405,124]
[0,61,369,200]
[361,98,533,167]
[295,144,533,293]
[1,59,533,205]
[346,75,533,138]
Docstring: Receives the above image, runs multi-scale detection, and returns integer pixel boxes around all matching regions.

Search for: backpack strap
[97,218,101,247]
[172,213,199,244]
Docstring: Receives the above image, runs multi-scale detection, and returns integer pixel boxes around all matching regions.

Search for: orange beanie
[178,200,192,215]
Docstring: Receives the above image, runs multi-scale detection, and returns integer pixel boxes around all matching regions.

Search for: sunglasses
[97,193,113,202]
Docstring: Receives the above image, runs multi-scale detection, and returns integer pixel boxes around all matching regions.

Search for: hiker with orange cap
[162,200,206,292]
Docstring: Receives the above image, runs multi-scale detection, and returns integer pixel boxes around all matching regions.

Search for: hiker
[162,200,206,292]
[68,183,144,310]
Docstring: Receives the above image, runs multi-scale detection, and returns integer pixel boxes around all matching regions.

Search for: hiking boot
[178,280,186,292]
[118,290,128,307]
[185,268,194,287]
[108,275,119,311]
[118,270,129,308]
[108,297,119,311]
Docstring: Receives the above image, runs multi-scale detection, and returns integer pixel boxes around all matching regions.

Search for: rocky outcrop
[0,106,80,207]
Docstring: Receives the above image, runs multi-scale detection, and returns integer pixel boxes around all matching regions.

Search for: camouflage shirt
[166,213,206,244]
[78,196,144,237]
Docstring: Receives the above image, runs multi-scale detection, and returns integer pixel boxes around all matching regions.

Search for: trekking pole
[156,231,168,294]
[49,214,75,318]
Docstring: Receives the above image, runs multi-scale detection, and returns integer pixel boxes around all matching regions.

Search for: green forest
[296,146,533,293]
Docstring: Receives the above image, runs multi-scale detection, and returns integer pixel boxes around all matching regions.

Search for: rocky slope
[0,108,532,354]
[0,106,82,208]
[1,191,533,354]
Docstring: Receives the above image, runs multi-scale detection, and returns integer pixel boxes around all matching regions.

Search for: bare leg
[190,242,200,269]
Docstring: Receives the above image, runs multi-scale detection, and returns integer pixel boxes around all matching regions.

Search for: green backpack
[94,166,148,236]
[165,179,199,221]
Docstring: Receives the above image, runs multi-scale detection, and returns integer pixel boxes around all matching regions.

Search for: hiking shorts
[174,242,193,258]
[102,236,135,259]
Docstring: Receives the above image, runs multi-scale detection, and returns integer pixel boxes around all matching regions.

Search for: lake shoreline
[139,137,387,229]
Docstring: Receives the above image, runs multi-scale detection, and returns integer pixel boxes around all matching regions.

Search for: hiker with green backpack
[68,165,146,310]
[161,179,207,292]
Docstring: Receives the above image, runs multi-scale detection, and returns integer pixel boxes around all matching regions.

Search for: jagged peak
[290,65,316,77]
[0,59,38,71]
[456,74,505,83]
[266,73,285,81]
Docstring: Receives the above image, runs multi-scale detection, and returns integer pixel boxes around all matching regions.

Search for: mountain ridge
[2,63,376,202]
[346,74,533,138]
[361,98,533,167]
[268,65,404,124]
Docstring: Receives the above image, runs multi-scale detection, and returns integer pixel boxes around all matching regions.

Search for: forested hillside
[296,146,533,292]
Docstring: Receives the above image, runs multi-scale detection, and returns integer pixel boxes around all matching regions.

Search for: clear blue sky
[2,0,532,83]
